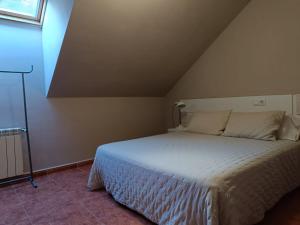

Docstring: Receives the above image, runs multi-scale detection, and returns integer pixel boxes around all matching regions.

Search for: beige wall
[30,97,165,170]
[166,0,300,127]
[48,0,250,97]
[0,20,165,171]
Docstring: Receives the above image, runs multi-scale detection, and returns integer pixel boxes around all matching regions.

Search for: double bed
[88,131,300,225]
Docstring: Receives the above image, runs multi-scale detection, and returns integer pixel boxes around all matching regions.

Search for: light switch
[253,97,266,106]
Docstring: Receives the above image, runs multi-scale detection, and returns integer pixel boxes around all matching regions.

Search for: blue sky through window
[0,0,40,18]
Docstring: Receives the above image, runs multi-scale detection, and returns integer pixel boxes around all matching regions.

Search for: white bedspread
[88,132,300,225]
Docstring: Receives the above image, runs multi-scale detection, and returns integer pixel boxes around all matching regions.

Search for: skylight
[0,0,46,25]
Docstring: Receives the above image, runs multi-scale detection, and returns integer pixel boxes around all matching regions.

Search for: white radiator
[0,128,24,179]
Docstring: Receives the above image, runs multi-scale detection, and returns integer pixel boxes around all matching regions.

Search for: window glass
[0,0,45,23]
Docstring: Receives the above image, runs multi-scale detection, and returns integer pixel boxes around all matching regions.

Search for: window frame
[0,0,47,25]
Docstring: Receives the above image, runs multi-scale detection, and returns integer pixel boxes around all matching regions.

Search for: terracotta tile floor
[0,165,300,225]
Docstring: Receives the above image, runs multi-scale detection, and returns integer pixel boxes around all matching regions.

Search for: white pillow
[292,116,300,128]
[278,115,300,141]
[223,111,285,141]
[186,110,231,135]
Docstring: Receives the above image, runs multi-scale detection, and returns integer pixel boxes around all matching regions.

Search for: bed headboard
[181,95,295,115]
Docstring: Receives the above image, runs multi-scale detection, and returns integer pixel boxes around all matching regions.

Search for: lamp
[174,101,186,128]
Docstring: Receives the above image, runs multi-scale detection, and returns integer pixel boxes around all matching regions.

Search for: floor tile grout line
[13,184,26,206]
[78,200,101,223]
[22,203,34,225]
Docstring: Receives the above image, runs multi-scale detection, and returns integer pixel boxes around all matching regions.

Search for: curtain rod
[0,65,34,74]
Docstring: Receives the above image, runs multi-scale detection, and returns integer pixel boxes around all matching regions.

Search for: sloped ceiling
[48,0,250,97]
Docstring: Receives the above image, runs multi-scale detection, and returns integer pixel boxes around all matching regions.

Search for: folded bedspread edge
[87,141,300,225]
[88,148,219,225]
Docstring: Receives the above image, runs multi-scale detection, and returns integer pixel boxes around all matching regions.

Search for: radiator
[0,128,25,179]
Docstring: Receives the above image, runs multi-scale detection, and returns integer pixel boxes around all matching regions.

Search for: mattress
[88,132,300,225]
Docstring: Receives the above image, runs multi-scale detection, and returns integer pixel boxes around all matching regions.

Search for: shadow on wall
[42,0,74,95]
[0,18,165,171]
[165,0,300,128]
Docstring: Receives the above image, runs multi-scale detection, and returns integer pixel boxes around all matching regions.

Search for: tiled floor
[0,165,300,225]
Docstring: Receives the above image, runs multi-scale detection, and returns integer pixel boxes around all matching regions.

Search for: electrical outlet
[253,97,266,106]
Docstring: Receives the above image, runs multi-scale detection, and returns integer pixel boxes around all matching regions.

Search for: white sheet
[88,132,300,225]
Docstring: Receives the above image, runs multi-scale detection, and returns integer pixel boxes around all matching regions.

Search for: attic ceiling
[48,0,250,97]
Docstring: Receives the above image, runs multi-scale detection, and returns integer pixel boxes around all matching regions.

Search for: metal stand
[0,66,37,188]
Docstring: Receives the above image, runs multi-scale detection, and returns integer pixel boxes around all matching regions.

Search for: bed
[88,131,300,225]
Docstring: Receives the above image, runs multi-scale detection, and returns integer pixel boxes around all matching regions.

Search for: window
[0,0,47,25]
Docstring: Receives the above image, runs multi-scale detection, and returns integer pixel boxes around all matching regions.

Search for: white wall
[0,20,44,129]
[42,0,74,95]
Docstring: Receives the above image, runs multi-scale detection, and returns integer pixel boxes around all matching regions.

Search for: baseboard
[33,158,94,177]
[0,159,94,187]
